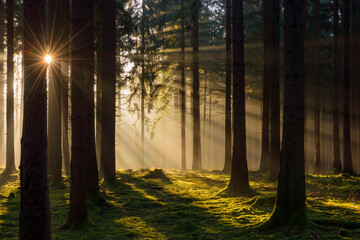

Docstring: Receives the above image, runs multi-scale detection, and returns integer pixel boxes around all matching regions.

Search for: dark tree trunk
[0,0,4,167]
[222,0,232,173]
[4,0,16,175]
[314,0,321,174]
[332,0,341,171]
[61,0,70,176]
[227,0,250,193]
[192,0,202,170]
[342,0,354,174]
[180,0,186,171]
[83,0,102,203]
[270,0,280,177]
[101,0,116,185]
[264,0,307,227]
[140,0,146,169]
[62,0,91,228]
[48,0,63,186]
[20,0,51,238]
[95,0,103,169]
[259,0,270,172]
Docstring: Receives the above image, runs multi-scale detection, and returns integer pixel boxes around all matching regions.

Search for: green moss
[0,170,360,239]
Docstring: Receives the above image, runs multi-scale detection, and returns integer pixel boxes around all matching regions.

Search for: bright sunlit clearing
[45,54,52,64]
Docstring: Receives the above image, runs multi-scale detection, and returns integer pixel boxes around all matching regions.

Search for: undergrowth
[0,169,360,239]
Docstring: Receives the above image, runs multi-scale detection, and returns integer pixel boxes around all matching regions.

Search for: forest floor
[0,169,360,239]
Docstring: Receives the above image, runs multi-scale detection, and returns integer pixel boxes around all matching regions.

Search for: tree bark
[62,0,91,228]
[101,0,116,185]
[270,0,280,177]
[180,0,186,171]
[20,0,51,238]
[222,0,232,173]
[264,0,307,227]
[4,0,16,175]
[227,0,250,193]
[259,0,270,172]
[0,0,4,167]
[332,0,342,171]
[314,0,321,174]
[192,0,202,170]
[61,0,70,176]
[48,0,63,186]
[342,0,354,174]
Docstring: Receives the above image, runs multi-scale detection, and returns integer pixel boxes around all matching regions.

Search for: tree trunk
[20,0,51,238]
[62,0,91,228]
[342,0,354,174]
[192,0,202,170]
[332,0,342,171]
[227,0,250,193]
[265,0,307,227]
[48,0,63,186]
[101,0,116,185]
[4,0,16,175]
[140,0,146,169]
[61,0,70,176]
[259,0,271,172]
[83,0,102,204]
[270,0,280,177]
[222,0,232,174]
[0,0,4,168]
[314,0,321,174]
[180,0,186,171]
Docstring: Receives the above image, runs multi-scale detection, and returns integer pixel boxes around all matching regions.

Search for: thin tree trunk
[227,0,250,193]
[48,0,63,186]
[222,0,232,173]
[259,0,271,172]
[140,0,146,169]
[20,0,51,238]
[101,0,116,185]
[342,0,354,174]
[192,0,202,170]
[270,0,280,177]
[5,0,16,175]
[180,0,186,171]
[61,0,70,176]
[332,0,342,171]
[314,0,321,174]
[0,0,4,167]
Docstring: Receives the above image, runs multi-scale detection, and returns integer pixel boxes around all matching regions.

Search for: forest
[0,0,360,239]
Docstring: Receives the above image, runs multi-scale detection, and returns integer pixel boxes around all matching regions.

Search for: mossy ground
[0,169,360,239]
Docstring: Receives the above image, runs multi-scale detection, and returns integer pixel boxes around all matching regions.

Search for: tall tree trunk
[0,0,4,167]
[259,0,271,172]
[62,0,91,228]
[270,0,280,177]
[342,0,354,174]
[95,0,103,170]
[140,0,146,169]
[61,0,70,176]
[264,0,306,228]
[84,0,102,204]
[192,0,202,170]
[222,0,232,173]
[227,0,250,193]
[332,0,342,171]
[314,0,321,174]
[20,0,51,238]
[101,0,116,185]
[4,0,16,175]
[48,0,63,186]
[180,0,186,171]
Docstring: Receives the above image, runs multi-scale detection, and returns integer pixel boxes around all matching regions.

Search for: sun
[45,54,52,64]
